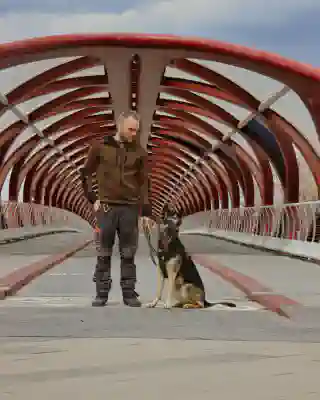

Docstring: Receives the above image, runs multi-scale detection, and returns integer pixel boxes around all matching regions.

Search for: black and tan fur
[145,213,236,309]
[145,216,215,309]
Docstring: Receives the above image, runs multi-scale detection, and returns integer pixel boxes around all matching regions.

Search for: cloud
[0,0,151,14]
[0,0,319,43]
[0,0,319,200]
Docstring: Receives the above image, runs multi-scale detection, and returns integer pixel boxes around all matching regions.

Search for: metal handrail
[181,201,320,243]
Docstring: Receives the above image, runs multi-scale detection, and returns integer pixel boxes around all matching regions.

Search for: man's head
[117,110,140,143]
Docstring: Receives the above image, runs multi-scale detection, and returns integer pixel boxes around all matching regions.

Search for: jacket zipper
[118,143,125,186]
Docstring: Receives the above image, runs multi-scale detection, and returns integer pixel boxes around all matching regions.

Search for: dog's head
[162,204,179,220]
[159,214,181,251]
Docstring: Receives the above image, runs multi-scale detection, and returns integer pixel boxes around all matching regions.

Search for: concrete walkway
[0,338,319,399]
[0,231,320,399]
[0,225,81,244]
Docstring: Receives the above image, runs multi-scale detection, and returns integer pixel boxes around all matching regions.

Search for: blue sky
[0,0,319,200]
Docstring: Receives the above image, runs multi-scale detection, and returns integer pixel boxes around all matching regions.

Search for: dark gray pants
[94,204,139,298]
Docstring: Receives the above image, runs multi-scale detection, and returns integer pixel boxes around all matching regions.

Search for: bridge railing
[0,201,91,232]
[181,201,320,244]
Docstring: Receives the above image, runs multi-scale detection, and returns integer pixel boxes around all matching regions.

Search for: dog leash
[142,223,158,266]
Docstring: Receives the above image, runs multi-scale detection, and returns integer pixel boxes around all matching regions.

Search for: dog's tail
[203,300,237,308]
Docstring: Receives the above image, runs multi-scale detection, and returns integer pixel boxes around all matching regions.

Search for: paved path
[180,233,320,308]
[0,232,92,277]
[0,232,320,399]
[0,225,81,244]
[1,338,319,399]
[1,233,260,309]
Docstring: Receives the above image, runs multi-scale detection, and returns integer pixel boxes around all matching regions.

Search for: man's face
[120,116,139,142]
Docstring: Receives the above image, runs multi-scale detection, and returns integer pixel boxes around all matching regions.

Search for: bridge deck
[0,232,319,398]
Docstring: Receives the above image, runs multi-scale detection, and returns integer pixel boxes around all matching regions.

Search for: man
[81,110,152,307]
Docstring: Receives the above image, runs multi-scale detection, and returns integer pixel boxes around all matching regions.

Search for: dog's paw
[143,300,158,308]
[183,303,203,309]
[163,302,174,309]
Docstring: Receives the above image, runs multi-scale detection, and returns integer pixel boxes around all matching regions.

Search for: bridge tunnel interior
[0,33,319,228]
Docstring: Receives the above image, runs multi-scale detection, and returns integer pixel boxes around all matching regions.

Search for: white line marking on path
[0,297,264,311]
[49,273,85,276]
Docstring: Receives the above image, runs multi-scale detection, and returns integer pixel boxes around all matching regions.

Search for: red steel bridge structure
[0,33,319,230]
[1,36,320,396]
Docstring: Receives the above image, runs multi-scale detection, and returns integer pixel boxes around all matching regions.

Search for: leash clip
[102,204,111,213]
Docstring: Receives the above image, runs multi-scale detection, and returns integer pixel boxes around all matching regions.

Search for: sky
[0,0,319,64]
[0,0,319,202]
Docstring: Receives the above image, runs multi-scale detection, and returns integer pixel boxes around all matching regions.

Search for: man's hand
[93,199,101,213]
[140,216,153,232]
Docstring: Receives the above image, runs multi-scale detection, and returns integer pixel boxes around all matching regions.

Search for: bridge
[0,33,320,398]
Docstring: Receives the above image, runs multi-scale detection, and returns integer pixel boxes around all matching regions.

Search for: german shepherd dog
[145,214,235,310]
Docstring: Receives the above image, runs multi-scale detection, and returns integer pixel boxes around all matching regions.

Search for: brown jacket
[81,135,151,216]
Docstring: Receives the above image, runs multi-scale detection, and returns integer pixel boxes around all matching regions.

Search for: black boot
[92,295,108,307]
[122,289,141,307]
[92,280,110,307]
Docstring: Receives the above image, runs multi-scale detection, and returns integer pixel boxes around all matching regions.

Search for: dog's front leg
[144,265,165,308]
[164,256,180,309]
